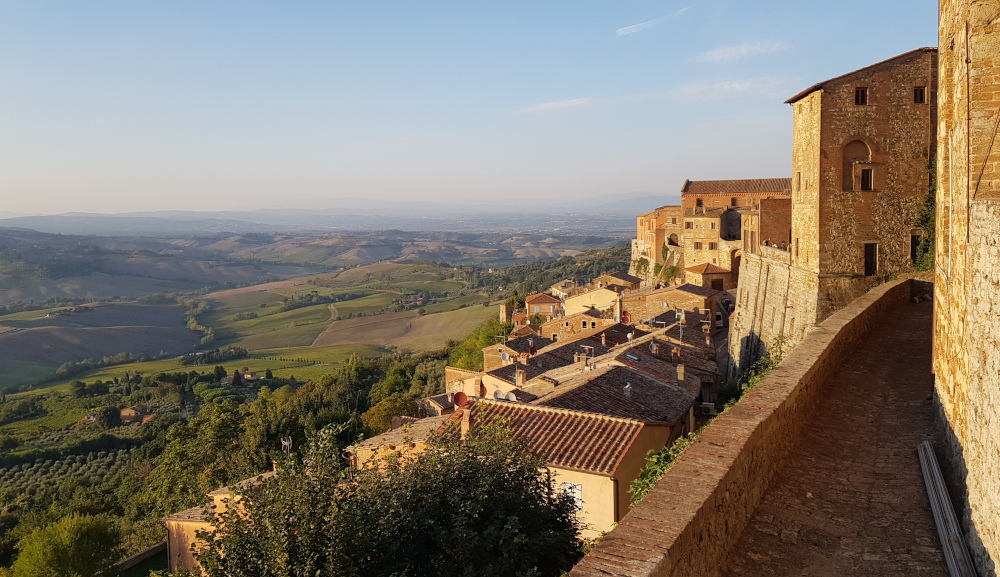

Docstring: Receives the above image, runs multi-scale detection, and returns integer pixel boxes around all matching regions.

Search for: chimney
[460,408,471,439]
[574,352,580,363]
[702,323,711,335]
[671,347,682,365]
[601,332,607,346]
[705,335,713,347]
[515,369,526,387]
[677,364,686,381]
[579,353,588,369]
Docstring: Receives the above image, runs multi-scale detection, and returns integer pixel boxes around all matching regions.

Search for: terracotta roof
[350,414,451,450]
[681,178,792,195]
[685,263,731,274]
[207,470,277,497]
[684,207,728,218]
[534,365,696,424]
[675,283,720,298]
[497,335,554,354]
[785,47,937,104]
[614,345,715,394]
[162,506,209,523]
[600,271,642,285]
[525,293,562,305]
[422,393,454,410]
[459,400,652,476]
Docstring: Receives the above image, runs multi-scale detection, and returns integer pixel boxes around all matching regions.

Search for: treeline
[179,347,249,366]
[463,243,631,296]
[54,352,162,380]
[278,290,370,313]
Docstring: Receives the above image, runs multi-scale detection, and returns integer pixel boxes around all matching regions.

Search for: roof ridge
[785,47,938,104]
[477,398,644,426]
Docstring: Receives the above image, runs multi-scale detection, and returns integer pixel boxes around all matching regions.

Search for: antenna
[624,382,633,398]
[505,391,517,402]
[281,437,293,455]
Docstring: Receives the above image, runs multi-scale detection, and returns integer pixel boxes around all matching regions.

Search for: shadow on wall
[934,394,998,577]
[734,330,787,379]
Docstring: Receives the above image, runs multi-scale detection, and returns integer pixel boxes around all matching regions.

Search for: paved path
[722,300,947,577]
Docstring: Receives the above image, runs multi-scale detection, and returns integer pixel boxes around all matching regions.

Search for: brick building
[932,2,1000,574]
[730,48,938,374]
[630,205,685,286]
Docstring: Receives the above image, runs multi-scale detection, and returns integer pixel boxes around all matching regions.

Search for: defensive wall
[570,278,916,577]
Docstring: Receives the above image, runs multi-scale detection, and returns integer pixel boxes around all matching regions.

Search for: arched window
[843,140,871,191]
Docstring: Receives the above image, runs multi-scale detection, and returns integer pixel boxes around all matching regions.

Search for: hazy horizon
[2,1,937,214]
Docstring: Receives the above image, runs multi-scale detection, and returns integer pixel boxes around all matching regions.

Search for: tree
[70,381,86,398]
[232,371,243,388]
[360,393,419,434]
[11,514,120,577]
[214,365,227,382]
[93,407,121,430]
[195,419,582,577]
[264,368,273,380]
[914,161,937,271]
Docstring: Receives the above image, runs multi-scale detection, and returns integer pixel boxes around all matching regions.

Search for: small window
[864,243,878,276]
[855,87,868,105]
[561,482,583,510]
[685,221,693,229]
[709,242,718,251]
[914,86,926,104]
[795,238,799,257]
[533,306,540,313]
[710,222,716,230]
[860,168,874,191]
[696,198,704,208]
[694,242,703,250]
[731,197,738,207]
[671,217,677,224]
[796,172,801,192]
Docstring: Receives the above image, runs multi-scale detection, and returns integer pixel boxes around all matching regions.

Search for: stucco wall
[569,279,914,577]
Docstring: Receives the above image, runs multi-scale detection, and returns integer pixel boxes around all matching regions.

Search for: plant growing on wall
[913,161,936,271]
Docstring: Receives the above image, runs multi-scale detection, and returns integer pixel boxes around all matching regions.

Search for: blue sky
[0,1,938,214]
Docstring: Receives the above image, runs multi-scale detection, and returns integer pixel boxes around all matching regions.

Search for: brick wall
[934,2,1000,573]
[569,279,914,577]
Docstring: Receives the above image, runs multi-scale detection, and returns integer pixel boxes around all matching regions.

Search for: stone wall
[728,252,817,377]
[569,279,914,577]
[933,2,1000,574]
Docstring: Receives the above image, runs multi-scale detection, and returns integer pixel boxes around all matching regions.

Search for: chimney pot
[601,333,607,346]
[678,364,686,381]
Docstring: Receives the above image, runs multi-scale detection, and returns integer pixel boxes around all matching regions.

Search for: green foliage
[92,407,121,430]
[914,161,937,271]
[503,292,526,309]
[195,419,582,577]
[233,312,258,321]
[448,316,512,371]
[632,257,649,277]
[0,399,45,427]
[11,514,120,577]
[179,348,249,367]
[528,313,547,326]
[360,393,419,434]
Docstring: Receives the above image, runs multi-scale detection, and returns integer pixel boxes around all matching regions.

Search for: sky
[0,1,939,215]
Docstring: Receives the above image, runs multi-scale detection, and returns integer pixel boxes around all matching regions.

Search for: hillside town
[160,40,976,573]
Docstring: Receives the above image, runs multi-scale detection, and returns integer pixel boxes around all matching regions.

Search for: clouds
[616,6,693,37]
[669,77,794,102]
[695,41,786,63]
[514,98,596,115]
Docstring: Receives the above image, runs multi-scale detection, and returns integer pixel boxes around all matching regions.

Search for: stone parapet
[569,279,914,577]
[757,244,790,264]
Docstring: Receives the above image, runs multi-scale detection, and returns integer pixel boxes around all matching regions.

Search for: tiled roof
[675,283,720,298]
[207,470,277,496]
[162,506,209,523]
[461,400,650,476]
[500,335,554,354]
[423,393,454,410]
[350,414,451,450]
[601,271,642,285]
[613,345,714,395]
[526,293,562,304]
[534,365,696,424]
[684,207,728,218]
[785,47,937,103]
[685,263,731,274]
[681,179,792,195]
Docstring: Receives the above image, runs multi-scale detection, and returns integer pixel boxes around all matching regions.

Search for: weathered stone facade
[730,49,938,374]
[630,205,685,285]
[933,2,1000,574]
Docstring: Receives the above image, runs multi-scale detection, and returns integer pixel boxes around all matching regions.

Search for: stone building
[933,1,1000,574]
[630,205,684,286]
[730,48,938,374]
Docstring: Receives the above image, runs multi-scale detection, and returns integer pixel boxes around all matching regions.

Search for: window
[710,222,716,230]
[696,198,703,208]
[860,168,874,191]
[914,86,926,104]
[796,172,801,192]
[843,140,872,190]
[685,221,693,229]
[671,217,677,224]
[582,321,587,329]
[709,242,718,250]
[864,243,878,276]
[731,197,738,207]
[911,234,922,262]
[561,482,583,510]
[533,306,540,313]
[694,242,703,250]
[795,238,799,257]
[855,87,868,105]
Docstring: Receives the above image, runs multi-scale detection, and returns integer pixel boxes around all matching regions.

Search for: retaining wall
[569,279,914,577]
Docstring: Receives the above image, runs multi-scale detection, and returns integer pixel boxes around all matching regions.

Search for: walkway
[722,300,947,576]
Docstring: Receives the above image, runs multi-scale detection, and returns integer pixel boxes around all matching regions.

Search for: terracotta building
[730,48,938,374]
[680,178,792,214]
[932,2,1000,574]
[630,205,685,286]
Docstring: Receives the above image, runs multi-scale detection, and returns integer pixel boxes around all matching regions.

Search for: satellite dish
[649,341,657,353]
[453,392,467,407]
[528,346,537,355]
[627,332,635,342]
[493,390,504,399]
[505,392,517,402]
[501,352,510,361]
